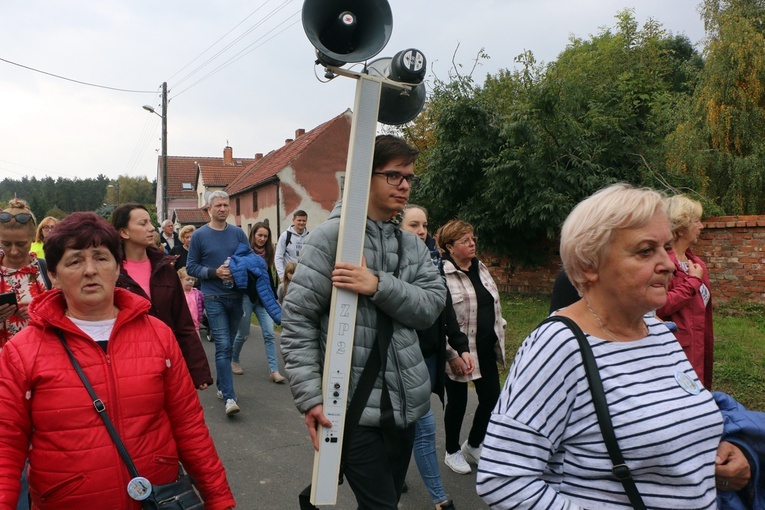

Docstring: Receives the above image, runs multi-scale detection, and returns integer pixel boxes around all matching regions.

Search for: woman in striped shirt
[477,184,750,509]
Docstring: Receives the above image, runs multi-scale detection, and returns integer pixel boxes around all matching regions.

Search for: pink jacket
[0,288,235,510]
[657,249,714,390]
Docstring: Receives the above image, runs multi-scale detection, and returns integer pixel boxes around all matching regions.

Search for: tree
[407,10,701,258]
[666,0,765,213]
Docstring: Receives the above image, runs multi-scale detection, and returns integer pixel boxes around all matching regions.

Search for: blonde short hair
[178,224,196,239]
[560,183,666,294]
[35,216,59,243]
[665,195,703,240]
[177,267,195,283]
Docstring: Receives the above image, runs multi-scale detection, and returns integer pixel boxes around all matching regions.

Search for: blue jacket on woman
[228,242,281,325]
[715,391,765,510]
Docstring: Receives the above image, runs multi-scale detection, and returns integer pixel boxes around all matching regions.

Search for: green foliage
[0,174,156,221]
[44,207,66,219]
[408,10,701,259]
[666,0,765,213]
[500,294,765,410]
[0,175,110,220]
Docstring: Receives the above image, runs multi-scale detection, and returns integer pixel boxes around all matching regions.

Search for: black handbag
[540,316,647,510]
[56,330,204,509]
[143,472,203,510]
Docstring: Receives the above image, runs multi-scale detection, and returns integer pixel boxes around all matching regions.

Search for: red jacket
[116,248,212,388]
[0,288,235,510]
[656,249,714,390]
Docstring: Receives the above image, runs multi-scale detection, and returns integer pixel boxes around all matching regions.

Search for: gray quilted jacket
[281,204,446,428]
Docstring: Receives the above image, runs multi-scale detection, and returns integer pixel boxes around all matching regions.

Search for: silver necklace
[584,297,647,342]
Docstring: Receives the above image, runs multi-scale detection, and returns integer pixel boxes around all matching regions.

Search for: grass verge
[500,294,765,410]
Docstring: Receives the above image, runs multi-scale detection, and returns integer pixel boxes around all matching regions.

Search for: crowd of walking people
[0,134,762,509]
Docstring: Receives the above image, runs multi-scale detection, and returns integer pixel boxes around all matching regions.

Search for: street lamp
[107,182,120,203]
[143,81,168,221]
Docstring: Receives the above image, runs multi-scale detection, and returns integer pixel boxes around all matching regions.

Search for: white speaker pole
[310,72,383,507]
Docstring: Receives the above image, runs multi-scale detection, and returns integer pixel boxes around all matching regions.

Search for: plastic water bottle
[222,257,234,288]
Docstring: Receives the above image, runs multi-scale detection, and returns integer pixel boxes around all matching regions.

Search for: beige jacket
[443,258,506,382]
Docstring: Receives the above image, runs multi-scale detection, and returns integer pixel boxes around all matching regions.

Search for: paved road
[198,325,491,509]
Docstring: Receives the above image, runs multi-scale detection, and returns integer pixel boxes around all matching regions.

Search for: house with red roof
[159,146,257,228]
[225,110,352,237]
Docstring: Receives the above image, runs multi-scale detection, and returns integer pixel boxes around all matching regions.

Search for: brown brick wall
[481,215,765,303]
[695,215,765,303]
[481,242,562,296]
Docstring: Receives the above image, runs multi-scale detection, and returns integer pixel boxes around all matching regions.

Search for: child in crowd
[277,262,296,305]
[178,267,204,335]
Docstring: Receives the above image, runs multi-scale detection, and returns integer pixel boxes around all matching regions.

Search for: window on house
[252,191,258,212]
[181,182,193,191]
[235,197,241,216]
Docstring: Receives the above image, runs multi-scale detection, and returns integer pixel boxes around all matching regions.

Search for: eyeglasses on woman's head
[0,212,33,224]
[372,171,420,187]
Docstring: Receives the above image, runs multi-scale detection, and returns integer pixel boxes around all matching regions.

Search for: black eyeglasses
[0,212,33,224]
[372,171,420,187]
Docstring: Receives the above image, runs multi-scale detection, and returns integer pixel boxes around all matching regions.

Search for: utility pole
[161,81,168,221]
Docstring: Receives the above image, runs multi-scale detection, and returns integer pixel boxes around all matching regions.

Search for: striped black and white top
[477,316,723,509]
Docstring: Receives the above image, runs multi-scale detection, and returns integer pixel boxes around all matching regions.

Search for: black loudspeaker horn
[367,49,427,125]
[303,0,393,66]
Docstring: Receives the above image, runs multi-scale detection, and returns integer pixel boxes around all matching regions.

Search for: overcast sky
[0,0,706,183]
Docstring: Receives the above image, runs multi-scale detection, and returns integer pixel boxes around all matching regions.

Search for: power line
[167,0,278,83]
[0,159,82,180]
[172,0,294,88]
[171,11,301,99]
[0,57,157,94]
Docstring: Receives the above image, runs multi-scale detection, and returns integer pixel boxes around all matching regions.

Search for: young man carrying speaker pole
[281,135,446,509]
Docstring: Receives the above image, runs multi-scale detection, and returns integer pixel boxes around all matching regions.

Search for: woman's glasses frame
[454,236,478,246]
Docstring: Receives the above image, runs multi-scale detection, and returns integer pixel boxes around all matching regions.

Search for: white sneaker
[225,399,240,415]
[216,390,223,400]
[461,440,482,465]
[444,450,471,474]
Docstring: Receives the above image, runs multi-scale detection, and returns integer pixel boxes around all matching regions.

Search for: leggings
[443,349,500,454]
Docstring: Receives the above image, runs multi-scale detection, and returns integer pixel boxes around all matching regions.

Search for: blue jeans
[17,460,29,510]
[232,299,278,372]
[204,294,243,401]
[413,355,447,503]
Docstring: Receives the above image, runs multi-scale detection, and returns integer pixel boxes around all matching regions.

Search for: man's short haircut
[208,190,229,205]
[293,210,308,219]
[161,219,173,228]
[45,212,123,272]
[373,135,419,171]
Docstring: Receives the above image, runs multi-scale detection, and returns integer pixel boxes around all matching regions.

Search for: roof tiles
[226,110,351,196]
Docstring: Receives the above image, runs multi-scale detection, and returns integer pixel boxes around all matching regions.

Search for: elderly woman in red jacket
[657,195,714,389]
[0,212,235,510]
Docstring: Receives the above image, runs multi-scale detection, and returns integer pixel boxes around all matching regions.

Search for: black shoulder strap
[55,330,141,480]
[37,258,52,290]
[285,230,293,247]
[539,316,647,510]
[341,229,405,464]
